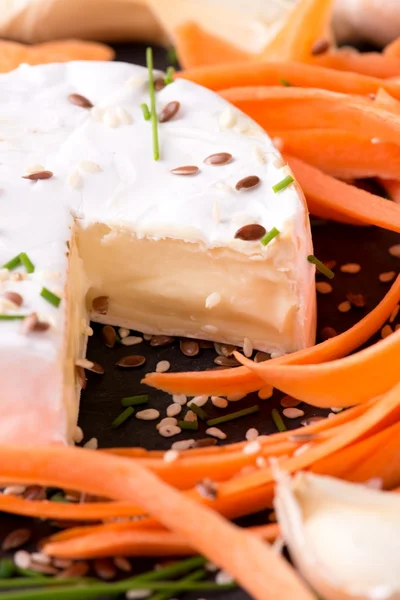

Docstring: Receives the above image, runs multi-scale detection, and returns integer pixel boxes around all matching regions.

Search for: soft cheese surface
[0,61,315,444]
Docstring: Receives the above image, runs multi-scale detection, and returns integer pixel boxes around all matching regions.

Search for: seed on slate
[389,244,400,258]
[214,355,239,367]
[338,300,351,313]
[234,224,266,241]
[156,360,170,373]
[171,440,194,451]
[170,165,199,176]
[254,351,271,363]
[94,558,117,580]
[159,101,180,123]
[235,175,260,191]
[115,355,146,368]
[114,556,132,572]
[346,292,366,308]
[136,409,160,421]
[180,338,200,357]
[280,396,300,408]
[68,93,93,108]
[22,170,53,180]
[340,263,361,274]
[3,291,23,307]
[150,335,175,347]
[214,343,236,357]
[57,561,90,578]
[75,366,87,389]
[379,271,396,283]
[121,335,143,346]
[2,528,31,551]
[320,326,338,341]
[283,407,305,419]
[92,296,109,314]
[192,437,218,448]
[316,282,333,294]
[88,362,104,374]
[311,39,330,55]
[204,152,233,166]
[196,478,218,500]
[301,415,325,427]
[101,325,116,348]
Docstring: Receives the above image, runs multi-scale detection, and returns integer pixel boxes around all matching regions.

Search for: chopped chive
[2,254,21,270]
[261,227,280,247]
[112,406,135,428]
[0,315,25,320]
[307,255,335,279]
[146,47,160,161]
[166,46,178,66]
[147,569,205,600]
[0,559,15,579]
[0,575,95,588]
[271,408,287,432]
[19,252,35,274]
[40,287,61,307]
[141,102,151,121]
[272,175,294,193]
[280,78,291,87]
[121,394,148,407]
[187,403,208,421]
[206,405,259,427]
[178,419,199,431]
[164,66,175,85]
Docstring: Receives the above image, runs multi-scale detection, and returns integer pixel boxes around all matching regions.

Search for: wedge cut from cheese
[0,61,315,444]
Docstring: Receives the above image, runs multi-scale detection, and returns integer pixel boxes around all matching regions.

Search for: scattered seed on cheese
[116,106,133,124]
[121,336,143,346]
[67,169,83,189]
[156,360,170,373]
[316,281,333,294]
[78,160,101,173]
[243,440,261,455]
[205,292,221,309]
[172,394,187,406]
[389,244,400,258]
[211,396,228,409]
[163,450,179,463]
[252,145,266,164]
[258,386,273,400]
[379,271,396,283]
[167,403,181,417]
[188,395,208,408]
[389,305,399,323]
[245,428,259,441]
[273,155,285,169]
[283,408,305,419]
[158,425,181,438]
[340,263,361,274]
[103,108,120,128]
[171,439,195,451]
[156,417,178,430]
[381,324,393,339]
[206,427,227,440]
[136,409,160,421]
[338,300,351,313]
[219,106,236,128]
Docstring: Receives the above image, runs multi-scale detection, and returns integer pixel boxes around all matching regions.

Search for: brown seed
[234,224,266,241]
[340,263,361,274]
[76,366,87,389]
[288,433,318,443]
[180,339,200,357]
[235,175,260,191]
[389,244,400,258]
[115,355,146,368]
[346,292,366,308]
[196,478,218,500]
[338,300,351,313]
[68,93,93,108]
[214,355,239,367]
[214,343,236,357]
[311,39,330,55]
[94,558,117,580]
[150,335,175,347]
[92,296,109,315]
[57,561,90,579]
[23,486,46,501]
[2,528,31,551]
[101,325,116,348]
[154,78,166,91]
[280,396,301,408]
[254,351,271,363]
[3,291,23,307]
[22,170,53,180]
[192,438,218,448]
[159,101,180,123]
[113,556,132,572]
[320,326,338,341]
[87,362,105,374]
[301,416,325,427]
[379,271,396,283]
[316,281,333,294]
[170,165,199,176]
[204,152,233,166]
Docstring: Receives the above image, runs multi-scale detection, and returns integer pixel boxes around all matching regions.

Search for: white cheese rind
[0,61,315,444]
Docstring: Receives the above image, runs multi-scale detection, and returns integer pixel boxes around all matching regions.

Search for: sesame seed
[211,396,228,409]
[156,417,178,430]
[67,169,83,189]
[121,336,143,346]
[78,160,101,173]
[172,394,187,406]
[103,109,120,128]
[389,244,400,258]
[219,106,237,128]
[338,300,351,313]
[188,395,209,408]
[379,271,396,283]
[158,425,181,438]
[252,145,266,164]
[212,199,221,222]
[171,439,195,450]
[14,550,31,569]
[390,305,399,323]
[243,337,253,358]
[83,437,98,449]
[316,281,333,294]
[273,155,285,169]
[381,324,393,339]
[91,106,104,121]
[118,327,130,339]
[206,427,227,440]
[136,409,160,421]
[167,403,182,417]
[283,408,305,419]
[73,426,84,444]
[0,269,9,281]
[163,450,179,463]
[205,292,221,309]
[340,263,361,274]
[258,386,273,400]
[243,440,261,455]
[245,428,259,441]
[116,106,133,124]
[215,181,232,193]
[156,360,170,373]
[216,571,234,585]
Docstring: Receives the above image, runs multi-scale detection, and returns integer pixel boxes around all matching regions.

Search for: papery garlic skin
[275,472,400,600]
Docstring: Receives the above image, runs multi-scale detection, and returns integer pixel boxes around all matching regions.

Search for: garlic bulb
[275,472,400,600]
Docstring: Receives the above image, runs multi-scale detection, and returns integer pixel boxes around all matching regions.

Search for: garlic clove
[275,471,400,600]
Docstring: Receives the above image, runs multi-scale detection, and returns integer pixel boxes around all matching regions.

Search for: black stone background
[0,42,399,600]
